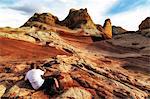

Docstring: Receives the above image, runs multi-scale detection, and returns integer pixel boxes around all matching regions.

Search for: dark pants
[39,77,60,96]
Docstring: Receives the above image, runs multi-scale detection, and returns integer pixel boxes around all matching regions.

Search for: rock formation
[112,26,127,35]
[138,17,150,37]
[22,8,108,39]
[22,13,59,30]
[0,8,150,99]
[60,8,97,30]
[22,8,98,30]
[103,19,112,39]
[139,17,150,30]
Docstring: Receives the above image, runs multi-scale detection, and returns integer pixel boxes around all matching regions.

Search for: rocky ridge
[22,8,112,39]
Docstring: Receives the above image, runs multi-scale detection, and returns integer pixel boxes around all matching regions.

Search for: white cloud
[6,0,54,14]
[58,0,74,3]
[0,0,118,27]
[3,0,150,31]
[0,8,30,27]
[0,0,54,27]
[110,5,150,31]
[54,0,118,22]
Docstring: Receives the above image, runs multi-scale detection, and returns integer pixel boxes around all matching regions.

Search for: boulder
[139,17,150,30]
[103,19,112,39]
[0,84,6,97]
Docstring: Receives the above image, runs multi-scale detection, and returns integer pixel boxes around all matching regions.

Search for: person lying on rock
[25,63,62,95]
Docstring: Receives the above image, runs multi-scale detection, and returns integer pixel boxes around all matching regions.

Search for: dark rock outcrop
[112,26,127,35]
[139,17,150,30]
[60,8,97,30]
[138,17,150,38]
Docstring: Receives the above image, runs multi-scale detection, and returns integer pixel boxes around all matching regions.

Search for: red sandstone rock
[103,18,112,39]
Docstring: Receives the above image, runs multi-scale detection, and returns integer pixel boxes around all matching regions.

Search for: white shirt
[25,69,45,90]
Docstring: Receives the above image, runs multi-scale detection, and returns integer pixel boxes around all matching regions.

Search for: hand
[54,78,59,88]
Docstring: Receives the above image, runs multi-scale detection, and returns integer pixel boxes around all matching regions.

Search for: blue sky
[108,0,148,14]
[0,0,149,30]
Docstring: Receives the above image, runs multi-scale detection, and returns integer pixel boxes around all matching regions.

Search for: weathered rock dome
[60,8,97,30]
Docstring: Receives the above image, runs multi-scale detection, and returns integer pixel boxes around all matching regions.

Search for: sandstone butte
[0,8,150,99]
[103,19,112,39]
